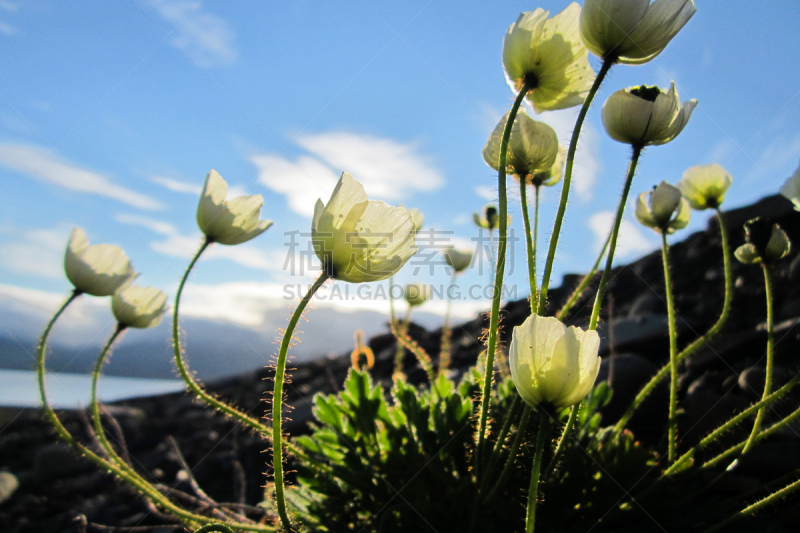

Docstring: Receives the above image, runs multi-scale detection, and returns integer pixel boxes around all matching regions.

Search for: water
[0,369,186,409]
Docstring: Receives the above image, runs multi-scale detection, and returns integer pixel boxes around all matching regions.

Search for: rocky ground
[1,195,800,532]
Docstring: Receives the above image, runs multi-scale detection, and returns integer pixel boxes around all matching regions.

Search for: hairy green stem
[588,145,642,330]
[525,414,552,533]
[39,292,270,531]
[394,307,413,378]
[544,403,580,478]
[485,405,532,503]
[661,231,679,463]
[537,57,614,315]
[519,180,538,313]
[556,226,612,320]
[480,394,522,493]
[614,208,732,436]
[172,239,273,436]
[665,371,800,475]
[272,272,329,531]
[90,325,128,466]
[700,396,800,471]
[439,271,456,377]
[702,475,800,533]
[741,264,774,456]
[475,82,529,474]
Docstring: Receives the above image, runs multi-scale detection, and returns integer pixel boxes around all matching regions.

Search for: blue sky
[1,1,799,367]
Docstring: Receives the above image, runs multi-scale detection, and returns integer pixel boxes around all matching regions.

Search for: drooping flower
[635,182,691,234]
[502,3,596,113]
[64,227,136,297]
[474,204,499,231]
[580,0,697,65]
[509,314,601,409]
[404,283,432,307]
[442,247,473,274]
[677,163,733,210]
[734,218,791,265]
[196,170,273,245]
[529,146,567,188]
[602,82,697,148]
[112,285,168,329]
[779,160,800,211]
[482,110,560,180]
[312,173,417,283]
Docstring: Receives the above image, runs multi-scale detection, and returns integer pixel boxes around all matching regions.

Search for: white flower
[509,314,601,409]
[442,247,473,274]
[529,145,566,188]
[196,170,273,245]
[678,163,733,210]
[407,208,425,231]
[404,283,432,307]
[635,181,691,234]
[780,160,800,211]
[112,285,168,329]
[64,227,136,297]
[602,82,696,147]
[312,173,417,283]
[482,110,560,179]
[503,3,596,112]
[581,0,697,65]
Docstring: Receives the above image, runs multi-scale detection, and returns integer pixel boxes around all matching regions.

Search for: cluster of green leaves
[290,371,724,532]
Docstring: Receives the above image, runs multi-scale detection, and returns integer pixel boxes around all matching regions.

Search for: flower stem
[272,272,329,532]
[740,264,774,456]
[90,325,127,465]
[544,403,580,478]
[476,82,529,474]
[525,413,552,533]
[556,226,612,320]
[394,307,413,379]
[480,394,522,492]
[588,145,642,330]
[39,292,270,531]
[439,271,456,377]
[485,404,531,503]
[537,57,614,315]
[702,475,800,533]
[519,180,538,313]
[661,231,679,463]
[172,239,274,436]
[613,208,732,436]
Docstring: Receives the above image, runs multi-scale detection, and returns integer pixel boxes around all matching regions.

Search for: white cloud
[0,144,162,210]
[0,20,17,35]
[149,0,237,67]
[150,175,202,195]
[117,214,284,270]
[707,137,739,165]
[0,224,70,279]
[537,107,601,201]
[475,185,496,201]
[0,1,19,12]
[252,132,445,216]
[588,211,656,261]
[746,134,800,185]
[251,154,339,217]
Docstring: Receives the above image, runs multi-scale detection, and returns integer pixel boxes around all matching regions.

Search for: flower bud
[483,110,560,179]
[602,82,697,148]
[735,218,791,265]
[197,170,273,245]
[404,283,431,308]
[442,247,473,274]
[509,314,601,409]
[677,164,733,210]
[580,0,697,65]
[64,227,136,297]
[635,182,691,234]
[112,285,168,329]
[780,160,800,211]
